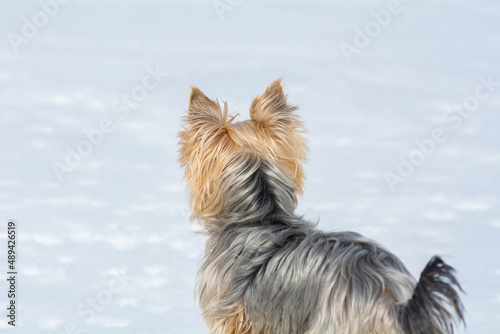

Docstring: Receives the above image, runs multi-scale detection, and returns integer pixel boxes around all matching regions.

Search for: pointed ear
[187,87,228,128]
[250,78,298,126]
[249,79,309,196]
[179,86,230,169]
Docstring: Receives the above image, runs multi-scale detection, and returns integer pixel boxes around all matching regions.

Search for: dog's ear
[250,78,299,128]
[187,87,228,129]
[179,86,235,221]
[249,79,309,195]
[179,86,231,168]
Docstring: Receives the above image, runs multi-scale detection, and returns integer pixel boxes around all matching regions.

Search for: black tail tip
[398,256,465,334]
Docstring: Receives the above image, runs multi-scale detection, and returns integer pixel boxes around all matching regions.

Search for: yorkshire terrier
[178,79,465,334]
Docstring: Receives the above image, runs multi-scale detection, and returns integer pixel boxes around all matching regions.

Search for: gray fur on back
[196,153,422,333]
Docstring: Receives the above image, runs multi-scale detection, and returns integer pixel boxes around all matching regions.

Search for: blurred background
[0,0,499,333]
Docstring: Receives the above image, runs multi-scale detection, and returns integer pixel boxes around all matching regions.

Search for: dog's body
[178,79,464,334]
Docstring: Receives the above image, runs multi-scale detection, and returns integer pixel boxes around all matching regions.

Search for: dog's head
[178,79,308,224]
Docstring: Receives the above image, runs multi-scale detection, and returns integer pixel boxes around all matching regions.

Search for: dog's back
[197,212,463,334]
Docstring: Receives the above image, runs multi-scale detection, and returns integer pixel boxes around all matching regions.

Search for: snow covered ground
[0,0,499,333]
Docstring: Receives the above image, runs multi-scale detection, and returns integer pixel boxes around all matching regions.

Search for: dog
[178,79,465,334]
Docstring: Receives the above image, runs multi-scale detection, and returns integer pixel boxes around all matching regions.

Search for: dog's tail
[397,256,465,334]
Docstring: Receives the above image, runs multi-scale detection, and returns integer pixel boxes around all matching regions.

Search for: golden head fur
[178,79,308,227]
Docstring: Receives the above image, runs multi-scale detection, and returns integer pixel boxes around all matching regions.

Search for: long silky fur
[178,79,465,334]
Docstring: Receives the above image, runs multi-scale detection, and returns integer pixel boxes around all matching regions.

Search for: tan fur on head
[178,79,309,225]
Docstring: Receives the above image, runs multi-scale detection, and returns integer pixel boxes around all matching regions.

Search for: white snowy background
[0,0,499,333]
